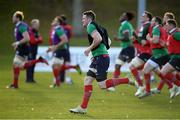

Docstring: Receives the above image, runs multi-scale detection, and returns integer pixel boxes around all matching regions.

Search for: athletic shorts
[169,57,180,72]
[150,55,170,67]
[138,53,151,62]
[87,54,110,82]
[16,45,29,59]
[53,49,67,60]
[118,46,135,63]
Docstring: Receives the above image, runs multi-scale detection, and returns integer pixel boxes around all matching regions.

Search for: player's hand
[84,47,91,56]
[131,36,136,42]
[146,34,151,41]
[47,46,56,53]
[113,36,119,41]
[141,40,146,46]
[12,41,20,50]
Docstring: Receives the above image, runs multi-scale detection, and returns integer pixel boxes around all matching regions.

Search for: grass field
[0,56,180,119]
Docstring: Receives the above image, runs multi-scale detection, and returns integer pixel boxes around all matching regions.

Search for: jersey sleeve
[121,23,131,34]
[152,27,160,37]
[118,23,131,39]
[87,23,96,35]
[56,28,65,38]
[173,32,180,41]
[19,25,28,34]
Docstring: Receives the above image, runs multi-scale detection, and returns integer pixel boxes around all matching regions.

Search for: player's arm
[148,28,160,44]
[88,30,102,50]
[56,34,68,49]
[84,30,102,56]
[12,30,30,49]
[114,30,130,42]
[150,35,159,44]
[47,33,68,52]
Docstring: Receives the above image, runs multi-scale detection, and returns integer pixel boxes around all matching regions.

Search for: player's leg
[113,49,126,78]
[150,56,174,96]
[160,59,180,98]
[69,58,96,114]
[138,58,157,98]
[23,56,48,69]
[26,46,37,82]
[7,55,25,88]
[129,56,144,87]
[129,53,151,96]
[50,57,64,87]
[93,55,133,89]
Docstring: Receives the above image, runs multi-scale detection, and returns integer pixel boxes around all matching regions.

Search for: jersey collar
[87,21,92,28]
[154,25,159,29]
[143,21,150,25]
[55,25,60,29]
[16,21,21,27]
[169,27,177,34]
[121,20,127,25]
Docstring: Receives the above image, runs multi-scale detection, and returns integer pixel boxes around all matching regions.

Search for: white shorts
[51,57,64,65]
[13,55,27,67]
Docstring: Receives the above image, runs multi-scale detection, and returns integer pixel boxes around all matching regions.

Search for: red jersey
[167,28,180,54]
[29,27,43,45]
[149,25,167,50]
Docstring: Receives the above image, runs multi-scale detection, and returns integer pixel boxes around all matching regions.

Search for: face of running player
[151,17,156,27]
[12,14,18,24]
[166,22,174,32]
[32,22,40,30]
[141,13,148,23]
[51,18,59,27]
[119,13,127,23]
[82,15,91,27]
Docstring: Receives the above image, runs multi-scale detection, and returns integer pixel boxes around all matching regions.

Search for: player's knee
[13,56,25,68]
[115,59,124,67]
[52,57,64,66]
[97,81,106,89]
[115,64,121,70]
[129,57,144,68]
[84,76,94,86]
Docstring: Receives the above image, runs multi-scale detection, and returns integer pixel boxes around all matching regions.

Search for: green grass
[0,56,180,119]
[0,1,180,118]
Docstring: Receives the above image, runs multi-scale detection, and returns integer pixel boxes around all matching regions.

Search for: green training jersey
[118,21,134,48]
[152,25,168,58]
[87,23,108,57]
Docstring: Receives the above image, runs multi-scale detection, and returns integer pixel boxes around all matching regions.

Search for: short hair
[55,16,61,23]
[83,10,96,21]
[144,11,153,21]
[14,11,24,21]
[167,19,177,27]
[125,12,134,21]
[31,19,39,25]
[60,14,67,25]
[60,14,67,21]
[164,12,175,19]
[155,16,162,24]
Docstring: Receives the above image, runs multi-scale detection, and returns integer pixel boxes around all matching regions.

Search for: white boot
[151,88,161,94]
[169,85,177,99]
[135,86,144,96]
[107,87,116,92]
[69,105,87,114]
[175,86,180,96]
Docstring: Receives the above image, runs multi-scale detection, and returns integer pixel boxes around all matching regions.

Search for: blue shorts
[53,49,68,61]
[150,55,170,67]
[87,54,110,82]
[16,45,29,58]
[169,57,180,72]
[118,46,135,63]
